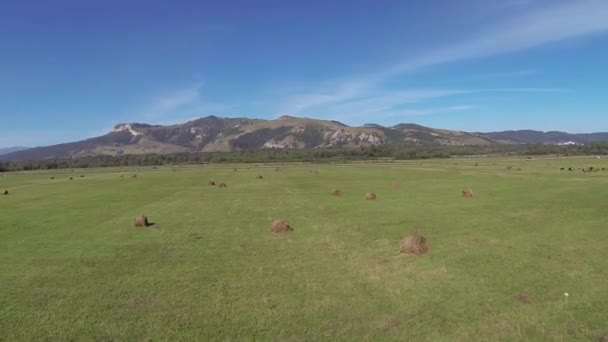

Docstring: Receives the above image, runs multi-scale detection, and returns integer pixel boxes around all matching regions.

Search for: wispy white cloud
[286,89,480,124]
[483,87,572,93]
[279,1,607,120]
[445,69,539,83]
[387,105,480,118]
[284,88,468,116]
[126,82,232,125]
[283,81,367,113]
[281,87,569,125]
[480,69,537,79]
[140,82,204,119]
[387,0,608,76]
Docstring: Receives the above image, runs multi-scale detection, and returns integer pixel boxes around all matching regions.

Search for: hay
[3,190,8,195]
[270,219,293,233]
[331,189,343,196]
[462,188,474,199]
[134,215,149,227]
[208,181,216,186]
[257,175,263,179]
[400,232,429,255]
[69,177,73,180]
[219,183,228,188]
[365,192,377,200]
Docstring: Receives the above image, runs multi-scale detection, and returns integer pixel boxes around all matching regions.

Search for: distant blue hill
[0,146,30,156]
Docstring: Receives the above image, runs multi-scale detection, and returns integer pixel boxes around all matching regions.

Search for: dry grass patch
[514,292,532,304]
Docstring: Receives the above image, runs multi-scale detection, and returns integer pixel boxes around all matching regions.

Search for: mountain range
[2,115,607,162]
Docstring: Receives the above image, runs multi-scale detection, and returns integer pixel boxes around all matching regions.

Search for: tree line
[2,143,608,171]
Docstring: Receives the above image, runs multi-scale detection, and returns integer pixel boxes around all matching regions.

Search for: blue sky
[1,0,608,147]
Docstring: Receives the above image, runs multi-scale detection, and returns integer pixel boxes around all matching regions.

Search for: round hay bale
[270,219,293,233]
[365,192,377,200]
[219,183,228,188]
[257,175,264,179]
[208,181,216,186]
[400,232,429,255]
[134,215,149,227]
[331,189,343,196]
[462,188,474,199]
[69,177,73,180]
[3,190,8,195]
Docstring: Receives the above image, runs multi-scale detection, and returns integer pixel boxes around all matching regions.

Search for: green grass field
[1,158,607,341]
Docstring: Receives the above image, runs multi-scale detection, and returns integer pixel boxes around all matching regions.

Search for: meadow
[1,157,607,341]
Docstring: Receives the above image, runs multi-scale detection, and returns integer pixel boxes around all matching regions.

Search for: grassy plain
[1,157,607,340]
